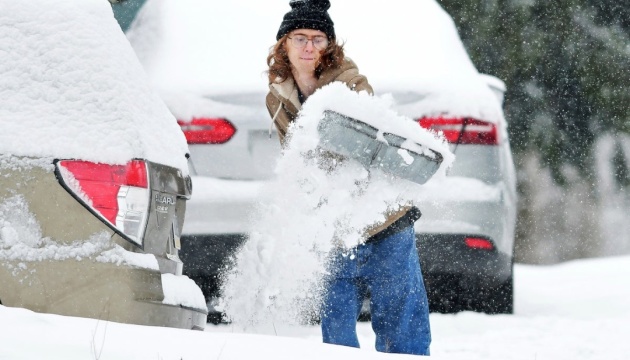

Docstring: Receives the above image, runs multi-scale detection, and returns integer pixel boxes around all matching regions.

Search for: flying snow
[220,83,454,327]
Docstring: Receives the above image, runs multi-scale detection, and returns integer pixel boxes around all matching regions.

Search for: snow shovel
[317,110,443,185]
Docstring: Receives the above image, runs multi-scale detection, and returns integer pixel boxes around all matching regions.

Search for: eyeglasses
[288,34,329,50]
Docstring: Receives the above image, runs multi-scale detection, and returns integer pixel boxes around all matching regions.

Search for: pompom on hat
[276,0,335,40]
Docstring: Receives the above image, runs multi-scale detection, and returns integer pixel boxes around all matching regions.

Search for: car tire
[425,274,466,313]
[479,269,514,314]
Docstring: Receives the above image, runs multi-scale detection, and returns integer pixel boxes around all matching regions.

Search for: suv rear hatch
[56,159,192,274]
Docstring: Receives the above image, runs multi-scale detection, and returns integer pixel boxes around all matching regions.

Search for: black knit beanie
[276,0,335,40]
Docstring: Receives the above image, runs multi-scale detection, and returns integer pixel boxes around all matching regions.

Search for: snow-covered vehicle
[122,0,516,315]
[0,0,207,329]
[413,74,517,314]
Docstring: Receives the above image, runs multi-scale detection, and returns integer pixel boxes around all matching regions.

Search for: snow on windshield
[221,84,454,326]
[0,0,189,172]
[127,0,504,124]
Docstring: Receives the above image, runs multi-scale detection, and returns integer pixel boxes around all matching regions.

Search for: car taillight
[56,159,150,247]
[177,118,236,144]
[418,117,498,145]
[464,237,495,250]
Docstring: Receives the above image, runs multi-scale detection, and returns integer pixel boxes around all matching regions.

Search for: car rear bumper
[179,231,512,292]
[417,233,512,289]
[0,259,207,330]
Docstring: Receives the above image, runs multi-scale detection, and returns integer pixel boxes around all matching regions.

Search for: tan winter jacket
[265,58,412,239]
[266,58,373,143]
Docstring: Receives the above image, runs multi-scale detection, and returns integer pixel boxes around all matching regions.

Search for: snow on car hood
[0,0,189,173]
[126,0,504,124]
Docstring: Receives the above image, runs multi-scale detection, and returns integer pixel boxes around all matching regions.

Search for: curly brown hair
[267,34,345,84]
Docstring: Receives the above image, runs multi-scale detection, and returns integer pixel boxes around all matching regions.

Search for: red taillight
[177,118,236,144]
[57,160,150,247]
[464,237,495,250]
[60,160,148,189]
[418,117,498,145]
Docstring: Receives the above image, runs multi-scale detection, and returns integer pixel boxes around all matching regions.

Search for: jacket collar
[270,78,300,112]
[269,58,359,111]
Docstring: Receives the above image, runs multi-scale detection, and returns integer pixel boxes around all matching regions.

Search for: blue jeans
[321,226,431,355]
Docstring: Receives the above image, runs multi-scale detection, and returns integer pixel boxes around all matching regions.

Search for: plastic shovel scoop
[317,110,443,185]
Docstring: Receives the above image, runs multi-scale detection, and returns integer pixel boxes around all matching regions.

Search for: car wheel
[425,274,466,313]
[479,273,514,314]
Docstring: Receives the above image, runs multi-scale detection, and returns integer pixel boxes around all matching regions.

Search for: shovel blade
[317,110,443,184]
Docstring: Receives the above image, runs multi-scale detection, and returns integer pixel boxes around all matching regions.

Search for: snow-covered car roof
[127,0,504,124]
[0,0,189,172]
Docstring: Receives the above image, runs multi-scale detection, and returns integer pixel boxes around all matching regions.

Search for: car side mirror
[110,0,148,32]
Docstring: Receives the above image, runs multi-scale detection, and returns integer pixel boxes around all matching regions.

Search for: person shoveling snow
[220,0,453,356]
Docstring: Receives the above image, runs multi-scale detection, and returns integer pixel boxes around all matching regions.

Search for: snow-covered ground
[1,254,628,360]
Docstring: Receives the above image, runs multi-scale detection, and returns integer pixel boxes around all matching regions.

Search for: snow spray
[219,83,453,329]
